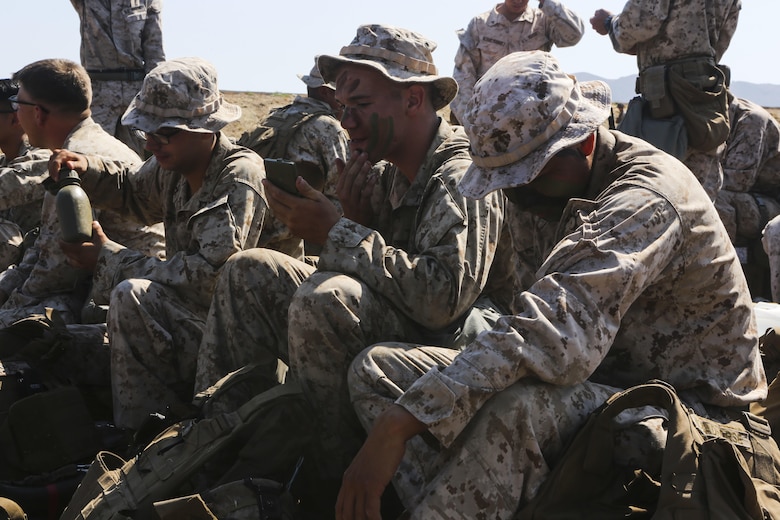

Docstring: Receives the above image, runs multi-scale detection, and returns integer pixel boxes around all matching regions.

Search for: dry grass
[221,91,297,140]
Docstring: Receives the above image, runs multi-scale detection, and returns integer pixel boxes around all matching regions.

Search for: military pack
[60,365,317,520]
[518,381,780,519]
[237,103,333,160]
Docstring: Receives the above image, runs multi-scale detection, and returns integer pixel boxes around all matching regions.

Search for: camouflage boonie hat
[121,57,241,134]
[317,24,458,111]
[459,51,612,200]
[297,61,333,90]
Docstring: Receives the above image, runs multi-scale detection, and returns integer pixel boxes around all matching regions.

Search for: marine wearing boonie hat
[121,57,241,134]
[458,50,612,200]
[297,62,333,90]
[316,23,458,111]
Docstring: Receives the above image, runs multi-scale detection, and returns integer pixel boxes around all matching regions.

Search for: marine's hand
[59,220,106,273]
[335,152,378,227]
[336,405,426,520]
[263,176,341,246]
[49,149,89,179]
[590,9,612,35]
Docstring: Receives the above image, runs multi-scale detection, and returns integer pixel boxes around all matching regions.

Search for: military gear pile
[60,365,316,520]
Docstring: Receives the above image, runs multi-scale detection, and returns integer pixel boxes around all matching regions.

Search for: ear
[405,84,425,113]
[578,132,596,156]
[33,105,48,127]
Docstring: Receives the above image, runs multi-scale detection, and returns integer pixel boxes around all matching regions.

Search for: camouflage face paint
[366,112,395,162]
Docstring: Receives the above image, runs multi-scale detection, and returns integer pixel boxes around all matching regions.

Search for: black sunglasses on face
[8,95,49,113]
[133,127,182,145]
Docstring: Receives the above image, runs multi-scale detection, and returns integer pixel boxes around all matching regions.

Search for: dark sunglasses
[8,94,49,113]
[133,127,182,145]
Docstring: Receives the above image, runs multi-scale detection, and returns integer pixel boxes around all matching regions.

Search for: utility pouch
[667,60,730,151]
[639,65,675,119]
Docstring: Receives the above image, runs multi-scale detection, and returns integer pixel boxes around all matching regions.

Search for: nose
[340,106,357,129]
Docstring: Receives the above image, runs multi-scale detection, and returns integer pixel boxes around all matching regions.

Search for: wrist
[378,404,427,441]
[603,14,613,33]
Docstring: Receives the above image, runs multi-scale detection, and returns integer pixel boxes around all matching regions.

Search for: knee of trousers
[289,271,365,320]
[219,248,298,288]
[109,278,152,306]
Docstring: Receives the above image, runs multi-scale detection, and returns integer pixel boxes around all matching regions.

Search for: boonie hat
[459,51,612,200]
[298,62,333,90]
[317,24,457,111]
[121,57,241,134]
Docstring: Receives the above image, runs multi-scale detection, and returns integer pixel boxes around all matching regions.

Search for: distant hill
[574,72,780,108]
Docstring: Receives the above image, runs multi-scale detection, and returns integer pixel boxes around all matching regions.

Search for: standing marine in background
[449,0,584,124]
[71,0,165,156]
[592,0,741,201]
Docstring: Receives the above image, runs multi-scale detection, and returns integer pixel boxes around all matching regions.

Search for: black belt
[87,69,145,82]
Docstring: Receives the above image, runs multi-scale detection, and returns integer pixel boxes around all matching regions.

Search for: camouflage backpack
[237,103,333,160]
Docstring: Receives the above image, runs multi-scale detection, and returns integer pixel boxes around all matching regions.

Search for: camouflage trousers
[90,80,146,157]
[109,278,207,430]
[716,191,780,245]
[194,248,315,396]
[194,248,500,480]
[0,217,22,273]
[348,344,732,519]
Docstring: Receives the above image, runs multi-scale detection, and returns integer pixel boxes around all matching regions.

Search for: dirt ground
[221,91,297,140]
[222,90,780,140]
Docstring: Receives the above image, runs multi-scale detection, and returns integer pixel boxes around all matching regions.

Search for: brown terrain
[222,90,780,140]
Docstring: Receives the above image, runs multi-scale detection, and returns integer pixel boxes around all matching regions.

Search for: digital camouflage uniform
[71,0,165,156]
[605,0,742,200]
[350,53,765,519]
[450,0,584,123]
[762,216,780,303]
[0,118,165,327]
[238,94,348,257]
[715,96,780,245]
[79,132,267,429]
[0,140,48,271]
[195,119,514,478]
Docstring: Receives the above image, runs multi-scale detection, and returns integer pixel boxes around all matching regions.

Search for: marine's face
[334,65,406,164]
[505,146,591,221]
[502,0,530,18]
[144,127,214,174]
[12,87,44,147]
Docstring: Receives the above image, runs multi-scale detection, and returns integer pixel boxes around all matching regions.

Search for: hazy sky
[5,1,773,94]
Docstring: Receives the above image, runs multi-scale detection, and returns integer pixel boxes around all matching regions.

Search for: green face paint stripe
[367,112,380,155]
[366,113,395,159]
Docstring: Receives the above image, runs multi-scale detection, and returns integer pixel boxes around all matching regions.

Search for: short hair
[0,79,19,102]
[12,59,91,114]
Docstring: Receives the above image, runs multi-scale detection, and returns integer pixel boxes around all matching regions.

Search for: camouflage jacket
[451,0,584,122]
[317,119,513,330]
[608,0,741,72]
[397,130,766,447]
[0,140,49,233]
[71,0,165,72]
[0,118,165,299]
[83,132,267,308]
